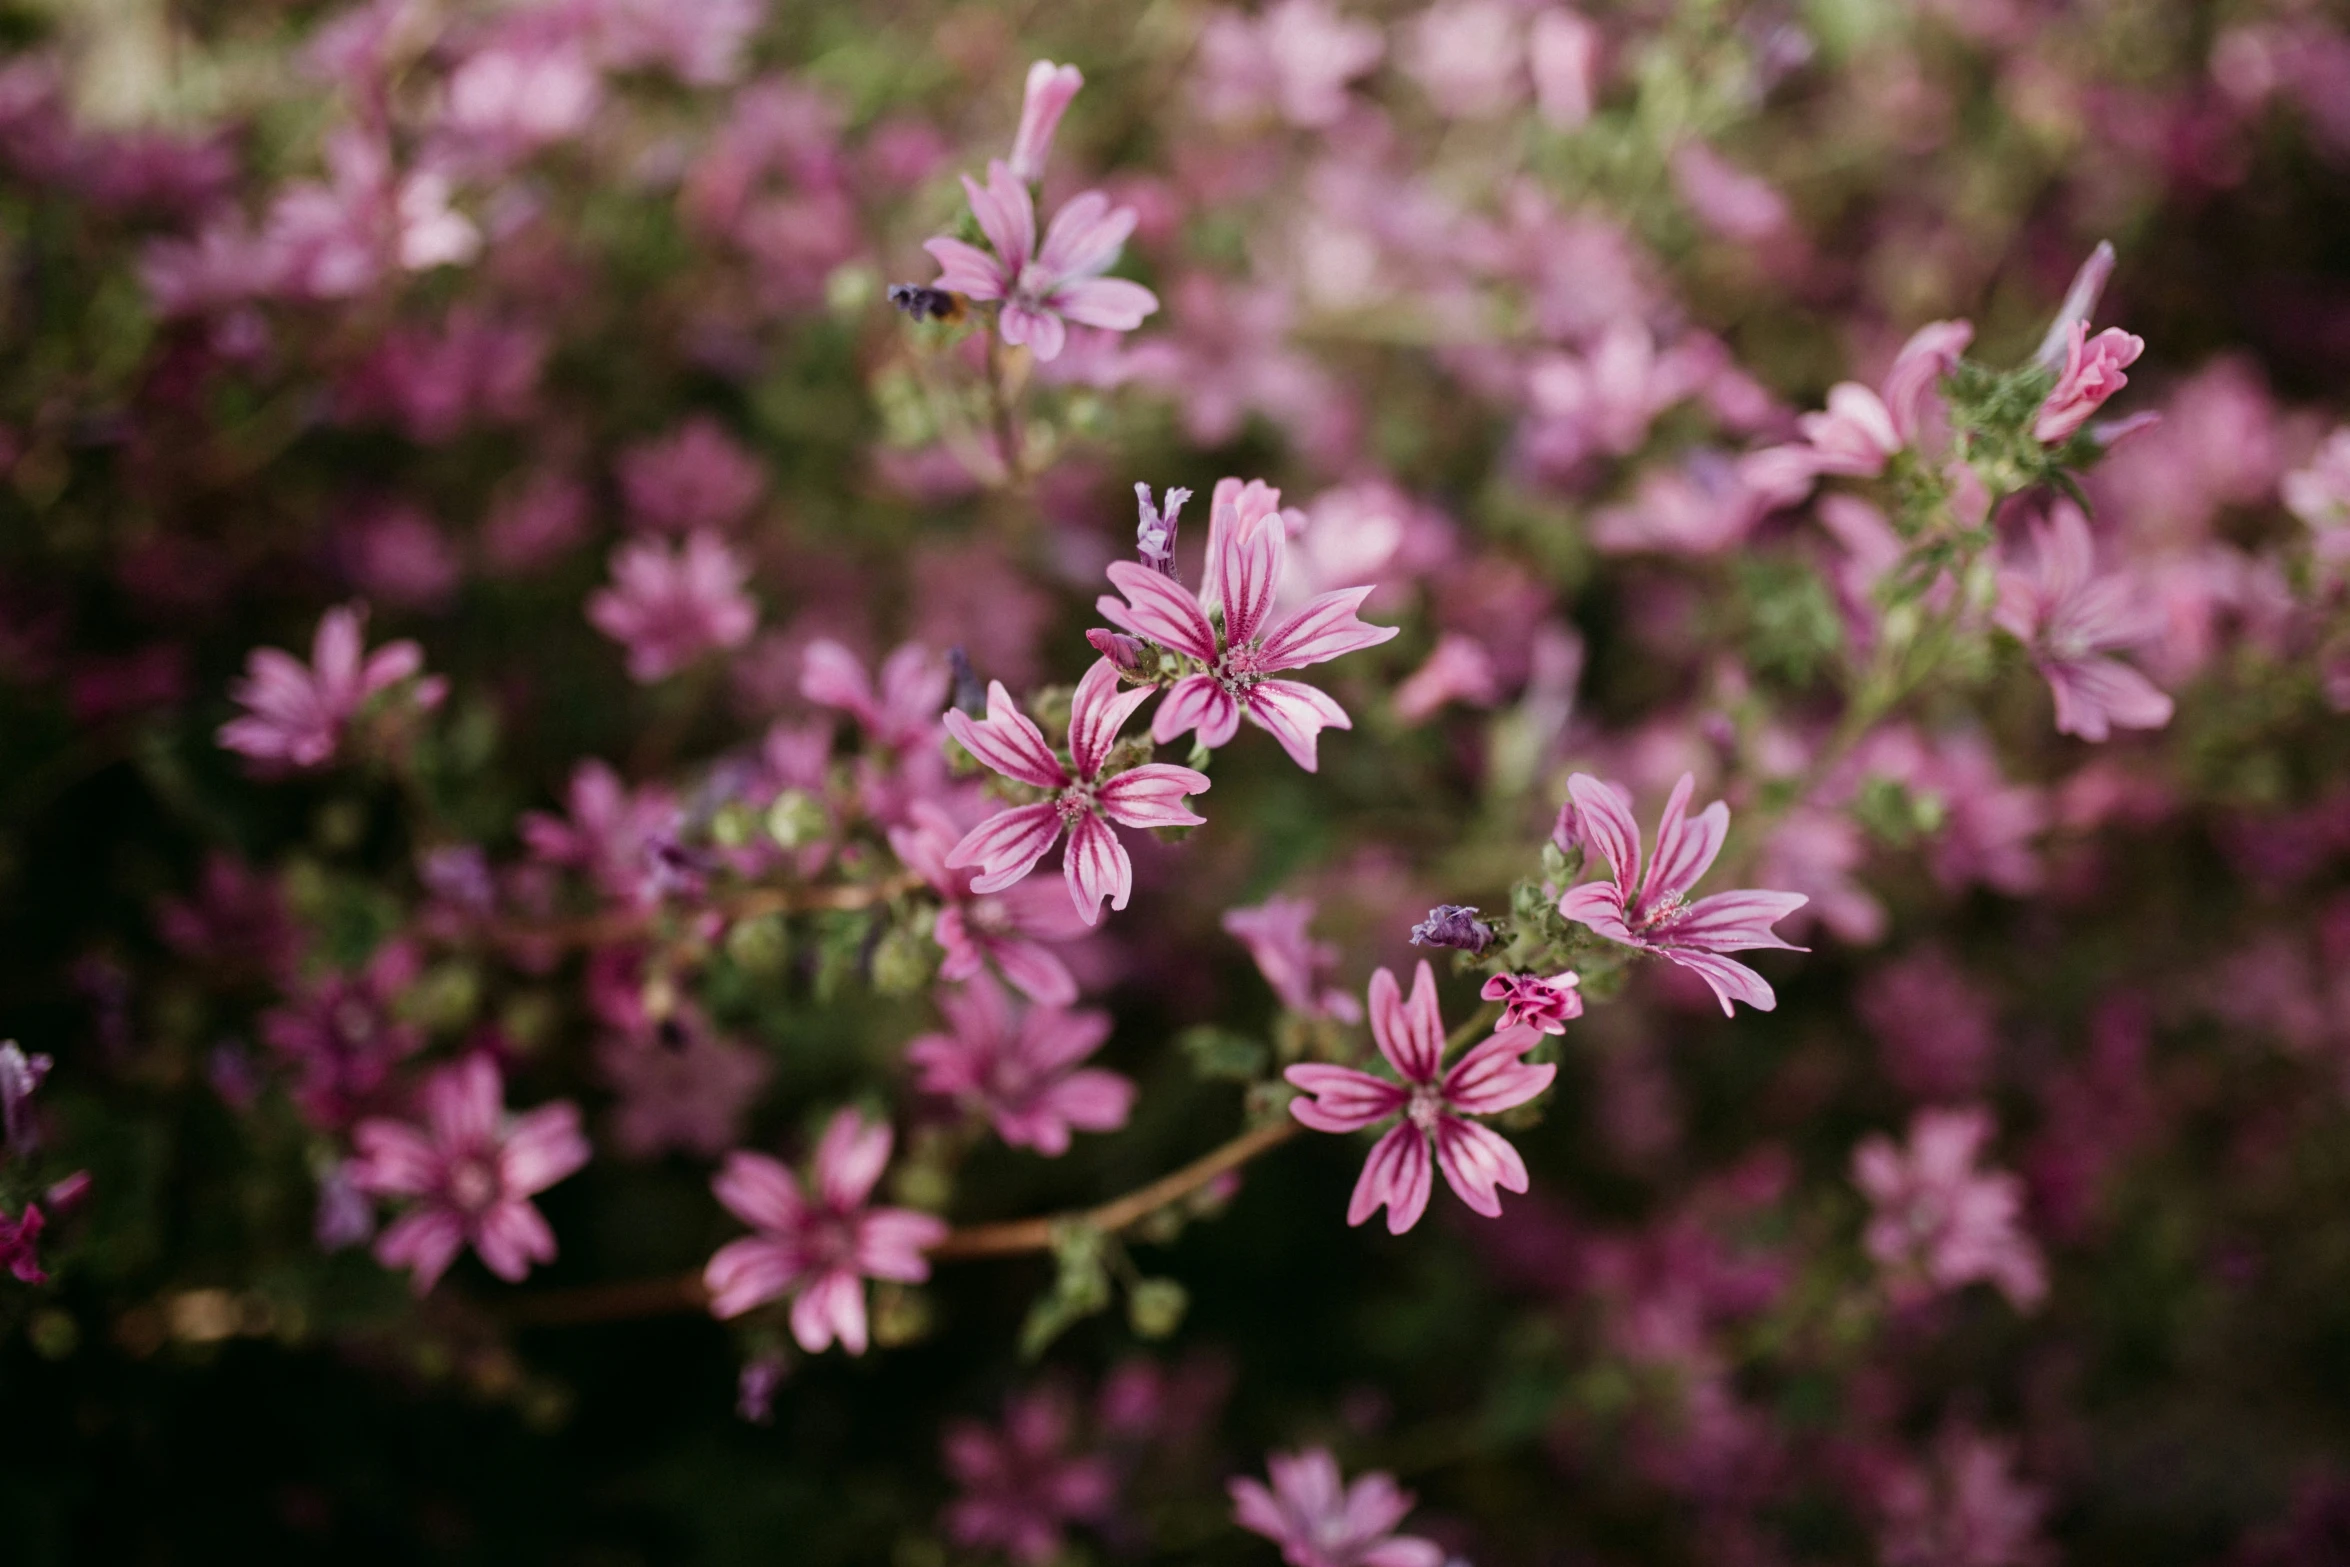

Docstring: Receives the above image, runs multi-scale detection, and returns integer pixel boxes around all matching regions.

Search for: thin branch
[494,1118,1303,1326]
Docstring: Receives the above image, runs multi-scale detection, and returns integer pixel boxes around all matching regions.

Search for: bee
[886,283,967,324]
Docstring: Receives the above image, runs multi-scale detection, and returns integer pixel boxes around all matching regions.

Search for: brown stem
[494,1119,1302,1326]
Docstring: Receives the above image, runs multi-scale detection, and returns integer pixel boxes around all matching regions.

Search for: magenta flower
[218,603,445,770]
[1097,477,1400,770]
[1285,961,1554,1235]
[0,1203,46,1285]
[596,1023,772,1161]
[1738,319,1973,506]
[1229,1447,1445,1567]
[1875,1424,2049,1567]
[520,759,680,908]
[587,530,759,682]
[1994,503,2171,742]
[889,802,1088,1007]
[1557,772,1809,1015]
[943,657,1211,926]
[943,1388,1118,1565]
[616,416,766,533]
[703,1108,948,1352]
[260,940,426,1131]
[1852,1105,2047,1311]
[800,638,948,751]
[923,160,1158,363]
[2033,321,2144,444]
[1008,61,1084,184]
[349,1054,590,1295]
[907,975,1134,1156]
[1223,895,1362,1023]
[1480,971,1583,1035]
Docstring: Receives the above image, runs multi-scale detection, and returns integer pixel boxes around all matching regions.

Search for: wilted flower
[1229,1447,1445,1567]
[1133,482,1190,577]
[350,1054,591,1295]
[218,603,445,770]
[923,160,1158,362]
[1558,773,1808,1014]
[907,975,1134,1156]
[1286,961,1554,1234]
[943,658,1211,925]
[703,1108,948,1352]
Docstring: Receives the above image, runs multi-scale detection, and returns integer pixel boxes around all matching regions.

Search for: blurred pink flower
[1008,61,1083,184]
[1995,503,2172,742]
[1229,1446,1445,1567]
[1852,1105,2046,1310]
[1195,0,1386,129]
[617,416,766,533]
[262,941,428,1131]
[1481,971,1583,1034]
[341,502,462,611]
[1392,632,1499,723]
[483,471,590,574]
[1875,1425,2049,1567]
[1406,0,1527,118]
[1856,947,1997,1100]
[1530,8,1602,127]
[597,1022,772,1161]
[1559,773,1808,1014]
[439,40,600,160]
[1224,895,1362,1022]
[1592,453,1763,556]
[943,658,1210,925]
[1756,804,1887,946]
[2285,426,2350,548]
[587,531,759,681]
[2033,322,2144,444]
[351,1054,590,1294]
[943,1388,1118,1564]
[1285,960,1554,1234]
[1098,477,1399,768]
[924,160,1158,363]
[703,1108,947,1351]
[521,759,679,908]
[264,130,478,299]
[1671,142,1790,243]
[891,802,1088,1006]
[0,1203,45,1284]
[908,974,1133,1155]
[800,638,946,750]
[219,603,445,770]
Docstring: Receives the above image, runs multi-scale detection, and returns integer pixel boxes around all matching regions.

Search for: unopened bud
[766,789,827,849]
[1087,628,1152,680]
[1134,483,1191,578]
[1127,1277,1189,1340]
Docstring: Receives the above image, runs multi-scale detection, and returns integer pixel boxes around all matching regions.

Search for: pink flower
[587,530,759,682]
[264,130,478,299]
[1670,142,1791,244]
[596,1023,772,1161]
[1740,319,1973,504]
[1852,1105,2046,1310]
[2033,321,2144,444]
[1097,477,1400,769]
[1875,1425,2049,1567]
[1994,503,2172,742]
[260,941,426,1131]
[1228,1447,1445,1567]
[1857,947,1997,1101]
[616,416,766,533]
[943,658,1211,925]
[1391,632,1499,724]
[2284,426,2350,545]
[1195,0,1387,129]
[1405,0,1527,119]
[702,1108,948,1352]
[520,760,679,908]
[943,1388,1118,1565]
[1223,895,1362,1022]
[923,160,1158,362]
[1480,971,1583,1034]
[0,1202,45,1285]
[218,603,445,770]
[350,1054,590,1295]
[1530,8,1602,127]
[908,975,1134,1155]
[1558,773,1809,1015]
[1284,960,1555,1234]
[1008,61,1084,184]
[800,638,947,751]
[890,801,1089,1006]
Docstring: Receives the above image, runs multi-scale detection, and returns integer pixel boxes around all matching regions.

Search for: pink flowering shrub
[5,1,2350,1561]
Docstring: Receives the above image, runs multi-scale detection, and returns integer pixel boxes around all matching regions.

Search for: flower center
[446,1156,499,1214]
[1055,783,1095,824]
[1405,1085,1446,1134]
[1214,643,1268,695]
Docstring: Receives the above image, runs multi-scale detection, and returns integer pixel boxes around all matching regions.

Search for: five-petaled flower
[943,657,1211,925]
[1229,1446,1445,1567]
[1481,971,1583,1034]
[350,1053,591,1295]
[941,1387,1118,1565]
[218,603,445,770]
[923,160,1158,363]
[1853,1105,2047,1311]
[1994,502,2173,743]
[907,974,1135,1156]
[1097,477,1400,770]
[1285,961,1554,1235]
[1558,772,1808,1015]
[703,1108,949,1353]
[586,530,758,682]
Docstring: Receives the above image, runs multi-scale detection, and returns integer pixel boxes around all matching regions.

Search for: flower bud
[1135,483,1191,578]
[1409,904,1494,954]
[1087,627,1152,680]
[766,789,827,849]
[1008,61,1084,184]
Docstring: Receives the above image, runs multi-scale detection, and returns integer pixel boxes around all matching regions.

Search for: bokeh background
[3,0,2350,1563]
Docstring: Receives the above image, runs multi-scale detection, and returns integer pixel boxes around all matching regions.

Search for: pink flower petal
[1062,810,1132,925]
[1347,1122,1433,1235]
[1284,1063,1409,1132]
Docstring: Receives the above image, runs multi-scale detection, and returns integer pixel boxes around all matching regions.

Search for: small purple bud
[948,646,986,716]
[1135,483,1191,579]
[1087,627,1152,680]
[314,1161,376,1252]
[1410,904,1494,954]
[0,1042,50,1157]
[737,1354,789,1423]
